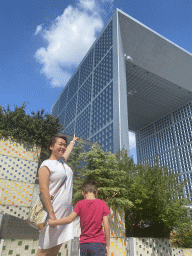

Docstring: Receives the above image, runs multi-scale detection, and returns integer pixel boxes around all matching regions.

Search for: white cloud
[35,0,106,87]
[34,24,43,35]
[129,131,136,149]
[79,0,96,11]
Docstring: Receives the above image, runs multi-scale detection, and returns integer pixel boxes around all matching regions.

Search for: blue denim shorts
[80,243,106,256]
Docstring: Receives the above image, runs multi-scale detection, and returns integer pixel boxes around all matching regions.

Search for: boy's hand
[105,245,109,256]
[48,219,56,228]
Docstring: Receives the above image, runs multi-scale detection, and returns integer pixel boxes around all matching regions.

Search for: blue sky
[1,0,192,163]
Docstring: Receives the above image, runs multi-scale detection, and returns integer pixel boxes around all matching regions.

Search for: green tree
[170,222,192,248]
[0,102,62,164]
[67,139,87,203]
[70,145,189,237]
[72,143,133,210]
[124,162,190,237]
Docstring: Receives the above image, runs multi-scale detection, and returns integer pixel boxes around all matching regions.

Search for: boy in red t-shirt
[48,180,110,256]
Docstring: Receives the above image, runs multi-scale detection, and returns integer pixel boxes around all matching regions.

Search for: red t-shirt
[73,198,110,244]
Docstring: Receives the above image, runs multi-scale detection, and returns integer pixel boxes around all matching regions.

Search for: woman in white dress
[36,134,79,256]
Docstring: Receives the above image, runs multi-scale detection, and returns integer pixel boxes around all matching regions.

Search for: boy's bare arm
[103,215,110,255]
[48,212,77,227]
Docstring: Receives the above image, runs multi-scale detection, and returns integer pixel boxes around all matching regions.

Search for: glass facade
[52,21,114,152]
[136,101,192,200]
[51,10,192,200]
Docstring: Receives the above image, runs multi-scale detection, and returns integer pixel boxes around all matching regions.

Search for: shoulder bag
[27,162,66,230]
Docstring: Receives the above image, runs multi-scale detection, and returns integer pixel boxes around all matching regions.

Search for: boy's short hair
[81,180,98,195]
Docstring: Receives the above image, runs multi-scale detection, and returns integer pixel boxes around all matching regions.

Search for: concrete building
[52,9,192,198]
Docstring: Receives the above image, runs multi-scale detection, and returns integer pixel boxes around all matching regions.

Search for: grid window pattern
[141,158,156,168]
[173,102,192,123]
[155,115,172,132]
[91,123,113,152]
[178,143,192,173]
[64,121,75,136]
[180,175,192,199]
[174,118,192,146]
[58,108,66,127]
[65,94,77,127]
[79,50,93,87]
[91,82,113,134]
[139,135,157,159]
[156,127,175,154]
[94,21,113,67]
[138,124,154,140]
[158,150,178,173]
[68,71,79,100]
[58,86,68,113]
[137,100,192,200]
[52,100,59,117]
[77,75,92,114]
[93,48,113,98]
[75,105,91,140]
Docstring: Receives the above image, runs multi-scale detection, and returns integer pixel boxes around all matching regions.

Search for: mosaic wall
[0,137,40,219]
[1,238,192,256]
[0,208,126,256]
[110,238,126,256]
[0,137,126,256]
[109,207,126,238]
[2,138,192,256]
[125,237,192,256]
[0,239,70,256]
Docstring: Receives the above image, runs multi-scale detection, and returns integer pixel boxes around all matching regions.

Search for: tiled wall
[0,137,126,256]
[0,239,70,256]
[2,138,191,256]
[125,237,192,256]
[0,136,40,219]
[109,207,126,255]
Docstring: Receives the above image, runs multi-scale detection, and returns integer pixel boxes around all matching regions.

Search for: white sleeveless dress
[38,159,74,249]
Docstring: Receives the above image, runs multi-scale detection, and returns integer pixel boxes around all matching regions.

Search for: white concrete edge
[116,8,192,57]
[0,239,4,256]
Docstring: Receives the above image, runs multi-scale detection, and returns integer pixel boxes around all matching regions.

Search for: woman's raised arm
[62,134,79,162]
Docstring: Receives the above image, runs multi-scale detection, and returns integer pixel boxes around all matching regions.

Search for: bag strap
[50,162,66,200]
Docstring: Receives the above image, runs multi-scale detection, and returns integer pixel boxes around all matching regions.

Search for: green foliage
[170,222,192,248]
[72,143,133,210]
[67,139,86,201]
[124,162,189,237]
[67,139,85,175]
[70,145,189,238]
[68,141,192,239]
[0,102,62,162]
